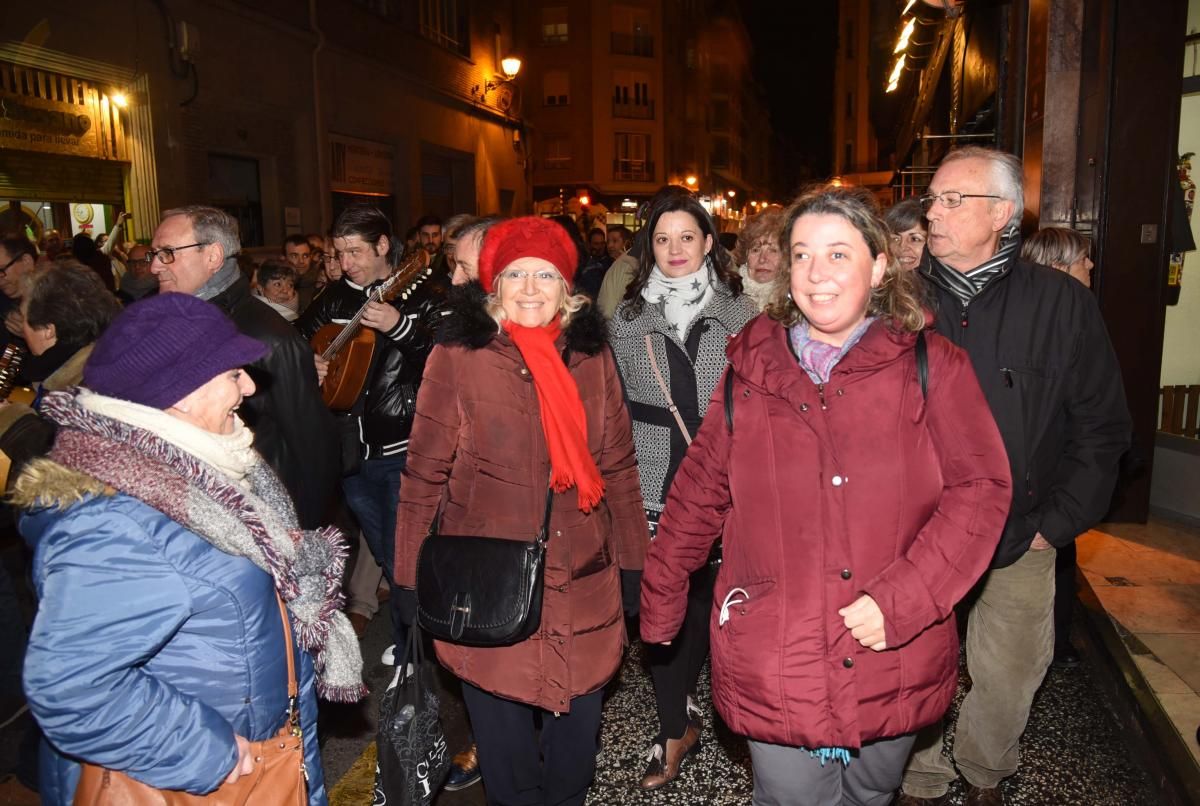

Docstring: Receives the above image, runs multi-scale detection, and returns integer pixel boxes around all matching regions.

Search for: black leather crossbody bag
[415,485,555,646]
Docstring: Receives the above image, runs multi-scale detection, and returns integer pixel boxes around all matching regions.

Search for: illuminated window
[542,6,568,44]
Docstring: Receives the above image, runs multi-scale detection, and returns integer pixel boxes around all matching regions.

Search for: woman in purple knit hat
[12,292,364,806]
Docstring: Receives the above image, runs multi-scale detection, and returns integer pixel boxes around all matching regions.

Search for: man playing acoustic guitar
[296,205,448,654]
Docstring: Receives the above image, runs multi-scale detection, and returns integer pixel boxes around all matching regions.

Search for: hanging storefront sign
[330,133,394,196]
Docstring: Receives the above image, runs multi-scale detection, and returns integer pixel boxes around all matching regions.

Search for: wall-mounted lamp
[473,56,522,102]
[110,91,129,108]
[685,175,698,188]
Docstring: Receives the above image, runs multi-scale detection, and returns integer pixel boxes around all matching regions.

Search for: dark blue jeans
[342,454,412,651]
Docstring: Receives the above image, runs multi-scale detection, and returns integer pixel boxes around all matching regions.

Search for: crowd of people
[0,145,1131,806]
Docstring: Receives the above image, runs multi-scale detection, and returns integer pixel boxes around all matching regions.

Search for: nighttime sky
[738,0,840,199]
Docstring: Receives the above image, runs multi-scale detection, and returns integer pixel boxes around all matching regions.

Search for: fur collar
[436,281,608,356]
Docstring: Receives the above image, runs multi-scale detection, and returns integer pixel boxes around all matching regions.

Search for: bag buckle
[450,592,471,639]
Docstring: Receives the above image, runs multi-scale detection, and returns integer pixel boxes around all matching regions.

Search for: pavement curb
[1076,570,1200,806]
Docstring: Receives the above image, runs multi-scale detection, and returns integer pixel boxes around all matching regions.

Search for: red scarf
[504,320,605,512]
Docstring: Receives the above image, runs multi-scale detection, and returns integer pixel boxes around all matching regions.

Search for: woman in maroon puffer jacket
[640,186,1012,805]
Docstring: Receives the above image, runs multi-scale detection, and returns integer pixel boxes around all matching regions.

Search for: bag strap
[723,367,735,433]
[916,329,928,400]
[644,334,692,445]
[274,592,300,726]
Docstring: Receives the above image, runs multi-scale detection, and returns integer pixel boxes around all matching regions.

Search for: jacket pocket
[709,577,778,734]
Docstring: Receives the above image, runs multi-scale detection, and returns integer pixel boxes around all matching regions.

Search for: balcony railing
[613,100,655,119]
[613,160,655,182]
[611,32,654,57]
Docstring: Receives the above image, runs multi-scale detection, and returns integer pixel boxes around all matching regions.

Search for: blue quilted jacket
[19,482,327,805]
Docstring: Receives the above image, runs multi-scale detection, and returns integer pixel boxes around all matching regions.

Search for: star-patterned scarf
[641,262,714,339]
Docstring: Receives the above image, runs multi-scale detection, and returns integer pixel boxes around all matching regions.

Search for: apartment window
[710,136,730,170]
[542,6,568,44]
[544,70,570,106]
[844,141,854,171]
[611,5,653,57]
[613,69,653,119]
[846,21,856,59]
[419,0,469,56]
[614,132,652,181]
[545,134,572,169]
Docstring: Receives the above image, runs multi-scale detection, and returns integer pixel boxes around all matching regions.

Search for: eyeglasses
[146,242,211,264]
[0,255,22,275]
[500,269,561,285]
[919,191,1003,212]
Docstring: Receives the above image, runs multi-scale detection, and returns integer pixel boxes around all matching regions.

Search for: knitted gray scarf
[40,390,366,702]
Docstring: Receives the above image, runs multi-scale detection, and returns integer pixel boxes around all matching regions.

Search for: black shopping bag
[372,626,450,806]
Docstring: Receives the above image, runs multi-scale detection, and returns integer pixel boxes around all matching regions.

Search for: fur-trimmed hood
[435,280,609,356]
[10,456,109,512]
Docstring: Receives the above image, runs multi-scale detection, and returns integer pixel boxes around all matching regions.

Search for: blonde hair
[485,271,591,329]
[765,185,927,334]
[1021,226,1090,270]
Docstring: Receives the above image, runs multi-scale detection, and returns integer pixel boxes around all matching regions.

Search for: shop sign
[330,133,394,195]
[0,88,103,158]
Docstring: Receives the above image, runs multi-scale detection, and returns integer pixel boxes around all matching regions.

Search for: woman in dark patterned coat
[608,186,758,790]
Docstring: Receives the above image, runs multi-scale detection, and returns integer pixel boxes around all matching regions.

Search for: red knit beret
[477,216,579,293]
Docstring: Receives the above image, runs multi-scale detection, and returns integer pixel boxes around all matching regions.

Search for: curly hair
[765,185,927,334]
[734,209,786,267]
[21,259,121,346]
[619,185,743,319]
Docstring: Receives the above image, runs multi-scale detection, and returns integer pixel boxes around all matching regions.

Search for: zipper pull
[1001,368,1013,388]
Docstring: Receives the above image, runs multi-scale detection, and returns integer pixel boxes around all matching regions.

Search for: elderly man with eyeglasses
[895,148,1131,806]
[147,206,339,531]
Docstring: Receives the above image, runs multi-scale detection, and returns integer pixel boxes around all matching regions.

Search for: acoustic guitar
[311,249,434,411]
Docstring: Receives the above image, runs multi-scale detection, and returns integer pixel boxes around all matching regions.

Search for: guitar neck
[321,287,382,360]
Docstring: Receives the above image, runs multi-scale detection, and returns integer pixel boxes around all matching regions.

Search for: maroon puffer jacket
[395,305,648,713]
[640,313,1011,748]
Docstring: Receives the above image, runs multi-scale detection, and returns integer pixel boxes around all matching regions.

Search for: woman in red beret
[394,216,649,805]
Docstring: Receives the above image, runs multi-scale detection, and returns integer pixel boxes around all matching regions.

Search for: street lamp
[474,56,522,102]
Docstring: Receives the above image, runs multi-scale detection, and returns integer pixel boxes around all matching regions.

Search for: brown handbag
[73,593,308,806]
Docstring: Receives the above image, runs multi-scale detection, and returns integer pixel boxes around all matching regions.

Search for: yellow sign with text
[0,87,103,158]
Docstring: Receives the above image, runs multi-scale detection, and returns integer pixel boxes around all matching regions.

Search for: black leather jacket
[296,269,447,460]
[208,276,340,528]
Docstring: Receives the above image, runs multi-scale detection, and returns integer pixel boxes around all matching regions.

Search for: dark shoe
[347,612,369,639]
[964,783,1005,806]
[1053,645,1081,667]
[639,722,701,791]
[895,793,950,806]
[443,744,481,792]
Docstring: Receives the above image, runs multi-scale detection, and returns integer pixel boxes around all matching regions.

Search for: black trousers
[462,683,603,806]
[647,561,718,740]
[1053,540,1078,654]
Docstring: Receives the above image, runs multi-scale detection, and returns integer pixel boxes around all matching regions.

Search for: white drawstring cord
[718,587,750,626]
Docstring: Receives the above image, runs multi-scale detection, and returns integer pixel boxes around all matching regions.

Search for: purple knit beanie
[83,293,269,409]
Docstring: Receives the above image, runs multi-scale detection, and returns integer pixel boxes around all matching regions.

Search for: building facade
[0,0,529,249]
[519,0,770,232]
